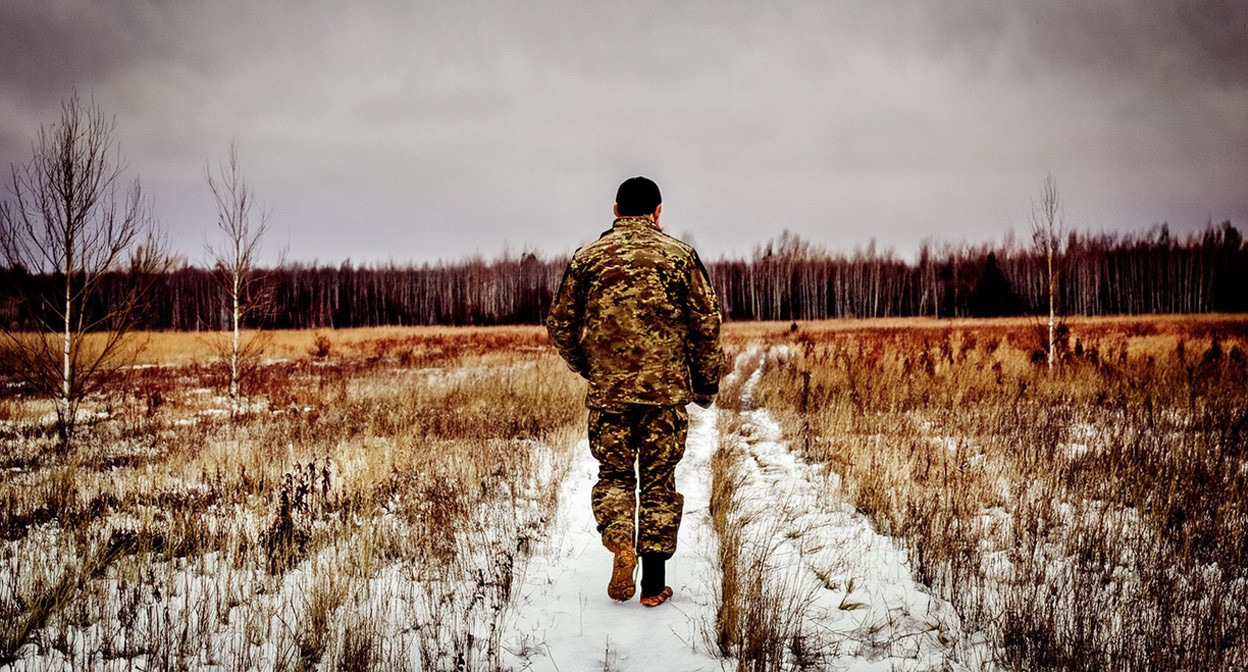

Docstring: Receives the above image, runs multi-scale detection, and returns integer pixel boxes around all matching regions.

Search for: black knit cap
[615,176,662,216]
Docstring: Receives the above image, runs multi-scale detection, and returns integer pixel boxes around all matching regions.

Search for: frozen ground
[503,350,987,672]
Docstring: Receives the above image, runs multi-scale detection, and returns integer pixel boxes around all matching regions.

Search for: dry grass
[751,315,1248,671]
[0,326,583,670]
[4,317,1244,670]
[709,416,810,671]
[708,345,824,672]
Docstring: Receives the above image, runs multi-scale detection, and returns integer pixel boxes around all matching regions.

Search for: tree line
[2,96,1244,340]
[714,221,1246,322]
[9,94,1240,442]
[2,220,1244,332]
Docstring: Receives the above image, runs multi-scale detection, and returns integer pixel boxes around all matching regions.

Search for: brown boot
[603,531,637,601]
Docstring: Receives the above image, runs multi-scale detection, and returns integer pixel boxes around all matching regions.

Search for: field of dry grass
[747,314,1248,671]
[0,327,583,670]
[1,317,1244,671]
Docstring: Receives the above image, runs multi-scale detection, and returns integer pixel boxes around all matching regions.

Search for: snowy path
[504,348,988,671]
[503,403,726,671]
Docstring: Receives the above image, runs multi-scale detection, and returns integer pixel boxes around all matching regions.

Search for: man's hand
[692,393,714,409]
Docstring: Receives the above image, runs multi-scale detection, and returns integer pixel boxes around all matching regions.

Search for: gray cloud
[1,1,1245,264]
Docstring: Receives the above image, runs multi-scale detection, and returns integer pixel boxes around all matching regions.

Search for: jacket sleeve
[545,258,590,378]
[686,251,723,395]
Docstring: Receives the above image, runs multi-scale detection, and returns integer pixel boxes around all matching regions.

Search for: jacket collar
[613,215,657,230]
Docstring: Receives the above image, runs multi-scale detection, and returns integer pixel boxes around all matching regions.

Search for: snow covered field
[0,321,1244,671]
[745,320,1248,672]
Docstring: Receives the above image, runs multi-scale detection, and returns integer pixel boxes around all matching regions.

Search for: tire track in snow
[726,347,991,671]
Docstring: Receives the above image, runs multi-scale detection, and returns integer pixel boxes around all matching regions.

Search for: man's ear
[613,203,621,217]
[653,203,662,228]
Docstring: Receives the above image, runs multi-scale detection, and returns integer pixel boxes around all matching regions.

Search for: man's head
[614,176,662,217]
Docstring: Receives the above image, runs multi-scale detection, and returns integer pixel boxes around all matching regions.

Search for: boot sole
[607,546,637,601]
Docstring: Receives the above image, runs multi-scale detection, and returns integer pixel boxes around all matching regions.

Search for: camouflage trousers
[588,404,688,558]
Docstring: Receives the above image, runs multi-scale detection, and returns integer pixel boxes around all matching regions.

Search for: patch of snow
[503,404,726,671]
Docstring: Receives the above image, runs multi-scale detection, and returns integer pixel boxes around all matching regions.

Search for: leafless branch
[205,143,278,406]
[1030,173,1065,369]
[0,92,168,442]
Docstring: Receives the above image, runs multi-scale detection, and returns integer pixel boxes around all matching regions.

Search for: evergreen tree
[969,252,1022,317]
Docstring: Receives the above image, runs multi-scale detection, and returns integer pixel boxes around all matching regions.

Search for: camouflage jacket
[546,215,723,409]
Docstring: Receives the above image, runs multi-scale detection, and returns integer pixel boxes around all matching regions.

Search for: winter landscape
[3,2,1247,671]
[0,318,1244,671]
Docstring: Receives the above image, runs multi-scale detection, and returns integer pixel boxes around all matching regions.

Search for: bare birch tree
[1031,174,1064,369]
[0,93,166,442]
[205,144,273,410]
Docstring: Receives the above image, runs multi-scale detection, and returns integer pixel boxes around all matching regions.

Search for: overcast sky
[2,1,1245,265]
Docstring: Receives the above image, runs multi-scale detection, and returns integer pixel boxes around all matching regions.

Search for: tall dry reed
[750,316,1248,671]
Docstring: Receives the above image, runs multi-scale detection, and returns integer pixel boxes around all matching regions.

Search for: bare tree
[0,93,166,442]
[205,143,274,410]
[1031,174,1064,369]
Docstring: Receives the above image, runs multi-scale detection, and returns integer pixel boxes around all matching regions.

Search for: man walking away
[546,176,723,607]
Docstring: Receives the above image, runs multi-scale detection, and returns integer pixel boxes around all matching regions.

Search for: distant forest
[1,221,1245,330]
